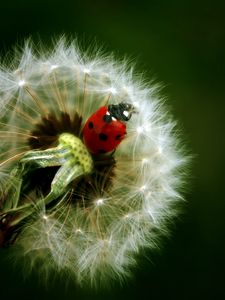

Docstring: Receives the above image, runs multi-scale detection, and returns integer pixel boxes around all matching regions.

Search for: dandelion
[0,39,189,287]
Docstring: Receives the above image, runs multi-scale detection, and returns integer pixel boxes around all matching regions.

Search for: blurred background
[0,0,224,299]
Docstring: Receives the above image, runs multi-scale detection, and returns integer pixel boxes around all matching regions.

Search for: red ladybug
[83,102,135,154]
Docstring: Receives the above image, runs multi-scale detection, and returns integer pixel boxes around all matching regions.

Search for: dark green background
[0,0,224,299]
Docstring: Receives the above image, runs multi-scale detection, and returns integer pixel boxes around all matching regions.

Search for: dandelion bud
[0,39,189,287]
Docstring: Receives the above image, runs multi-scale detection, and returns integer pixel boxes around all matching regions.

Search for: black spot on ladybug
[103,115,112,123]
[88,122,94,129]
[115,134,121,140]
[99,133,108,141]
[98,149,107,154]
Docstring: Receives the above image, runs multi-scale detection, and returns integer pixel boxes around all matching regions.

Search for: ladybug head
[108,102,136,121]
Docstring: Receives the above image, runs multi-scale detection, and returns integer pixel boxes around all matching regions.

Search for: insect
[2,103,135,224]
[83,102,135,154]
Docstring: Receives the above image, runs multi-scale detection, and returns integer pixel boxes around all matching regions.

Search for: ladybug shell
[83,106,126,154]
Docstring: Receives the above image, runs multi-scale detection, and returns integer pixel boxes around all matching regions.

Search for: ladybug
[83,102,135,154]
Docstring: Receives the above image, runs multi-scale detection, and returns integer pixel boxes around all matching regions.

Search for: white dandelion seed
[0,39,189,287]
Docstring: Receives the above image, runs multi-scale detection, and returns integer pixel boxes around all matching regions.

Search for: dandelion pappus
[2,103,135,218]
[0,39,189,286]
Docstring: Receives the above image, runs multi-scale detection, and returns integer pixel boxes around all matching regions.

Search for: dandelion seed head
[0,38,190,288]
[95,198,104,206]
[50,64,58,71]
[139,185,147,192]
[108,87,117,94]
[142,158,149,164]
[158,146,163,154]
[136,126,144,134]
[83,68,90,74]
[18,79,26,87]
[132,100,140,108]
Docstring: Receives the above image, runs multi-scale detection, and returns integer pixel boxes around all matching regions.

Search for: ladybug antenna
[108,102,136,121]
